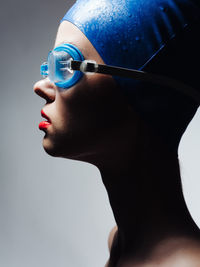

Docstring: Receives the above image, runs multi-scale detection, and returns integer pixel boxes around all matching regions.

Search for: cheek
[53,74,127,136]
[82,75,128,128]
[70,74,123,114]
[51,87,92,137]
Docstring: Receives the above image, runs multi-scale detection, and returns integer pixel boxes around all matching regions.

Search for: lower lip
[39,121,51,130]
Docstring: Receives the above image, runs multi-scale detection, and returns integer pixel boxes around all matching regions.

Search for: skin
[34,21,200,266]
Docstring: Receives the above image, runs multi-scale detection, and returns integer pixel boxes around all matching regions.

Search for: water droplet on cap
[91,24,95,31]
[159,6,168,12]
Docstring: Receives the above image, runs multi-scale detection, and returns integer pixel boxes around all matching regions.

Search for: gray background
[0,0,200,266]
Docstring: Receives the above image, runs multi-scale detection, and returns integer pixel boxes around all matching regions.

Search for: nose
[33,78,56,102]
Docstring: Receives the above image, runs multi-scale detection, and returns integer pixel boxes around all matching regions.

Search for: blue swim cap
[61,0,199,90]
[61,0,200,151]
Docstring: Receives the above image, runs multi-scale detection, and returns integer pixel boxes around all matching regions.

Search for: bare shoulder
[167,240,200,267]
[107,225,118,252]
[144,238,200,267]
[105,235,200,267]
[140,238,200,267]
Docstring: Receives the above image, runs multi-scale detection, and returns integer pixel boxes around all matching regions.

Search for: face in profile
[34,21,130,161]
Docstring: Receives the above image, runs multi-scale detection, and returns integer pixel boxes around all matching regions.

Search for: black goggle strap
[71,60,200,104]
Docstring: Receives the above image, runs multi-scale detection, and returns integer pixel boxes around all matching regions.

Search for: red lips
[39,110,51,130]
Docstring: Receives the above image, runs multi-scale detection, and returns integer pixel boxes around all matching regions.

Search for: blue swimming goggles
[41,43,200,103]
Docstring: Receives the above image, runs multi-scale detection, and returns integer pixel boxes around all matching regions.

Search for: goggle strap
[72,60,200,104]
[71,60,82,70]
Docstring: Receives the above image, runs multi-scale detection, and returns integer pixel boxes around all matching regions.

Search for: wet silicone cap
[61,0,200,92]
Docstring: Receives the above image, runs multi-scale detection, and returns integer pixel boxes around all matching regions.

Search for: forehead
[54,21,104,64]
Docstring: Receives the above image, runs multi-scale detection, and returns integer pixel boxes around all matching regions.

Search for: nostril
[33,79,56,102]
[38,88,56,102]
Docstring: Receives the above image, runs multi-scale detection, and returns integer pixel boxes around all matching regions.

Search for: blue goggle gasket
[41,43,84,89]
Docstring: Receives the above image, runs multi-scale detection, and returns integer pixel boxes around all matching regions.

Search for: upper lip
[41,109,51,122]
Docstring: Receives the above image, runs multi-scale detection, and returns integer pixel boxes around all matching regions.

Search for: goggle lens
[40,43,85,89]
[48,50,74,83]
[40,51,74,83]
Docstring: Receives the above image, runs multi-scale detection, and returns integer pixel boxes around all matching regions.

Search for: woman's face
[34,21,129,160]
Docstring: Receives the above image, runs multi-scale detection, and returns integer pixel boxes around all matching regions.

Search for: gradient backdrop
[0,0,200,266]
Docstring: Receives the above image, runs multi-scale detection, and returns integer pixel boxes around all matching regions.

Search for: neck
[96,119,199,263]
[75,110,200,264]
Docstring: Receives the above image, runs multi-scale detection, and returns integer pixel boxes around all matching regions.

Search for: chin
[42,137,96,165]
[42,134,70,157]
[42,138,61,157]
[41,135,81,159]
